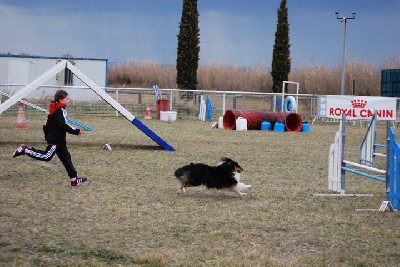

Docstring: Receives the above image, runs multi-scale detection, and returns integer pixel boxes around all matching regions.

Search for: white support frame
[66,61,135,121]
[281,81,300,113]
[0,60,175,151]
[0,60,135,121]
[0,61,67,114]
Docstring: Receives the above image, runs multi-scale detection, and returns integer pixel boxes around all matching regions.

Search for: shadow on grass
[35,244,163,265]
[176,189,251,201]
[0,141,166,151]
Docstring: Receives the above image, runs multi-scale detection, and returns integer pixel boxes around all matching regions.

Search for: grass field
[1,114,399,266]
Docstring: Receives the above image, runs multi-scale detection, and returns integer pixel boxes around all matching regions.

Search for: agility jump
[0,60,175,151]
[359,111,387,168]
[321,114,399,210]
[327,114,389,195]
[314,95,399,210]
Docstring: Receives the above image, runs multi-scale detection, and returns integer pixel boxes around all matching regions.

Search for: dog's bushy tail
[174,164,193,183]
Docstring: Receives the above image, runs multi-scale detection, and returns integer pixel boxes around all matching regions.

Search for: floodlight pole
[336,11,356,95]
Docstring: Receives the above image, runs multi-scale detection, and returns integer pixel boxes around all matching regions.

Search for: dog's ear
[221,157,233,164]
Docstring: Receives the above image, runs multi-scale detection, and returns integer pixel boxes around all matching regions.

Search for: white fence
[0,84,319,121]
[2,84,400,124]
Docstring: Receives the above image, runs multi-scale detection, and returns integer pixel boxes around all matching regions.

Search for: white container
[160,111,177,121]
[236,117,247,131]
[218,116,224,129]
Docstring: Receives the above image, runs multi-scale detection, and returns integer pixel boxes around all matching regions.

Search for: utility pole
[335,11,356,95]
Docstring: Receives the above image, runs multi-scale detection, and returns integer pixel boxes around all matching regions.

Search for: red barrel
[156,99,169,120]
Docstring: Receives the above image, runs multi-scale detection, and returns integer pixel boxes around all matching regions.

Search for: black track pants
[26,144,78,178]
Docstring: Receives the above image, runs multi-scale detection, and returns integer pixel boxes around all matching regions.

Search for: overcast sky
[0,0,399,67]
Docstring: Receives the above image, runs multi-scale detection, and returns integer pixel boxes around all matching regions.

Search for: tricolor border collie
[174,157,251,196]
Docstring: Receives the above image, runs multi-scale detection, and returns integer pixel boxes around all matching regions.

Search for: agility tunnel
[223,109,303,131]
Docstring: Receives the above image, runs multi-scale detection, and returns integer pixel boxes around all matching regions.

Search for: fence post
[169,90,173,111]
[340,113,347,193]
[222,92,226,115]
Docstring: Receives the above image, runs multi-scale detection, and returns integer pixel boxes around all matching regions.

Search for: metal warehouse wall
[0,55,107,87]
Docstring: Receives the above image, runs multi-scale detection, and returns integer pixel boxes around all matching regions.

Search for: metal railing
[3,84,399,124]
[0,84,319,121]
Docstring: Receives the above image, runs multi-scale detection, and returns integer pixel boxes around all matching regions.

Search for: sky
[0,0,399,68]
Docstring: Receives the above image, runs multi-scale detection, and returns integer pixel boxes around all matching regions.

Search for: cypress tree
[176,0,200,99]
[271,0,291,93]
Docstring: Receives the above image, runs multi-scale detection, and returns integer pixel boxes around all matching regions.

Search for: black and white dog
[174,157,251,196]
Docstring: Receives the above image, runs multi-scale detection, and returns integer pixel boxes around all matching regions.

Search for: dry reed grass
[1,114,399,266]
[108,55,400,96]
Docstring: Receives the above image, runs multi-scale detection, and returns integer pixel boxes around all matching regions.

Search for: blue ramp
[131,118,176,152]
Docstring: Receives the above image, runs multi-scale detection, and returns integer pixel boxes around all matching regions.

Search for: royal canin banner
[317,95,397,121]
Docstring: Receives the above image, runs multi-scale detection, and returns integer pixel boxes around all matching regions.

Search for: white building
[0,54,108,101]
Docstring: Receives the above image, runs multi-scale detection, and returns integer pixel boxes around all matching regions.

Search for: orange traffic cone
[144,104,152,119]
[16,102,28,130]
